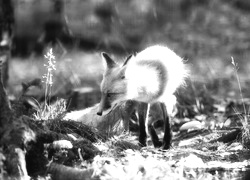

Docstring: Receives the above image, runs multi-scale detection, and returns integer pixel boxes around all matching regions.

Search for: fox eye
[107,93,111,98]
[121,75,125,79]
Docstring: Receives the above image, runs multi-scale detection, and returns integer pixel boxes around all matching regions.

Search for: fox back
[97,45,188,115]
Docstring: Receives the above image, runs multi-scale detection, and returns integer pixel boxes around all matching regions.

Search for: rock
[179,120,203,132]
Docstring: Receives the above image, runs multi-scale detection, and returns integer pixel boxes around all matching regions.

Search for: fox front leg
[121,100,138,132]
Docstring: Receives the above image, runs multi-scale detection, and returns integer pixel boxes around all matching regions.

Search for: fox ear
[122,53,134,67]
[101,52,117,69]
[120,66,126,79]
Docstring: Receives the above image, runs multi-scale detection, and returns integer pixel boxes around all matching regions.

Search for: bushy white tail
[125,45,188,104]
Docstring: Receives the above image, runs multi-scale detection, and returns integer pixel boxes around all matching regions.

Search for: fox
[65,99,166,144]
[97,45,188,149]
[64,101,136,136]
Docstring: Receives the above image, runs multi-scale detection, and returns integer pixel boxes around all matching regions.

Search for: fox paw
[153,141,163,148]
[161,144,171,150]
[138,140,147,147]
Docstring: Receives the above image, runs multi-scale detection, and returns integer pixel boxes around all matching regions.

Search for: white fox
[97,45,188,149]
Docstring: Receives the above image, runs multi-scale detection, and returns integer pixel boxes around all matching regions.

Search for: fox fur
[97,45,189,149]
[64,101,135,136]
[65,100,167,147]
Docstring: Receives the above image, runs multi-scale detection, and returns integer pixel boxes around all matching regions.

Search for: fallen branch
[210,128,242,143]
[47,162,96,180]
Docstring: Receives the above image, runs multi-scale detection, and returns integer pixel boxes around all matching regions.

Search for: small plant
[43,48,56,108]
[34,48,59,120]
[41,48,57,119]
[34,98,67,121]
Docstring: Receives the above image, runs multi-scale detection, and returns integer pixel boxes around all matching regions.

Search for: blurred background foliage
[12,0,250,60]
[6,0,250,110]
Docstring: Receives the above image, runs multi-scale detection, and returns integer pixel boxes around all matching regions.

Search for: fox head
[97,53,133,116]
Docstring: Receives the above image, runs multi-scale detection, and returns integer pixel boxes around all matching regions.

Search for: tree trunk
[0,0,14,88]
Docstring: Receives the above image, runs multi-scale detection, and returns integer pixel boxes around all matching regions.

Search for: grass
[88,139,248,180]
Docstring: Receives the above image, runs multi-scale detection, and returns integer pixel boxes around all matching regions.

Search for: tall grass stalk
[231,57,250,148]
[231,57,248,126]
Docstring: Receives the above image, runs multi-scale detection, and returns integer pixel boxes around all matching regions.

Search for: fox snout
[96,109,103,116]
[97,95,111,116]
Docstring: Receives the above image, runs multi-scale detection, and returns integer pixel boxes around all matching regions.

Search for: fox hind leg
[148,123,162,148]
[137,102,172,149]
[138,102,148,147]
[160,102,172,150]
[121,100,138,132]
[147,103,162,147]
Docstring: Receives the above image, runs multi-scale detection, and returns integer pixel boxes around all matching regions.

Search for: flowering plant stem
[43,48,56,116]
